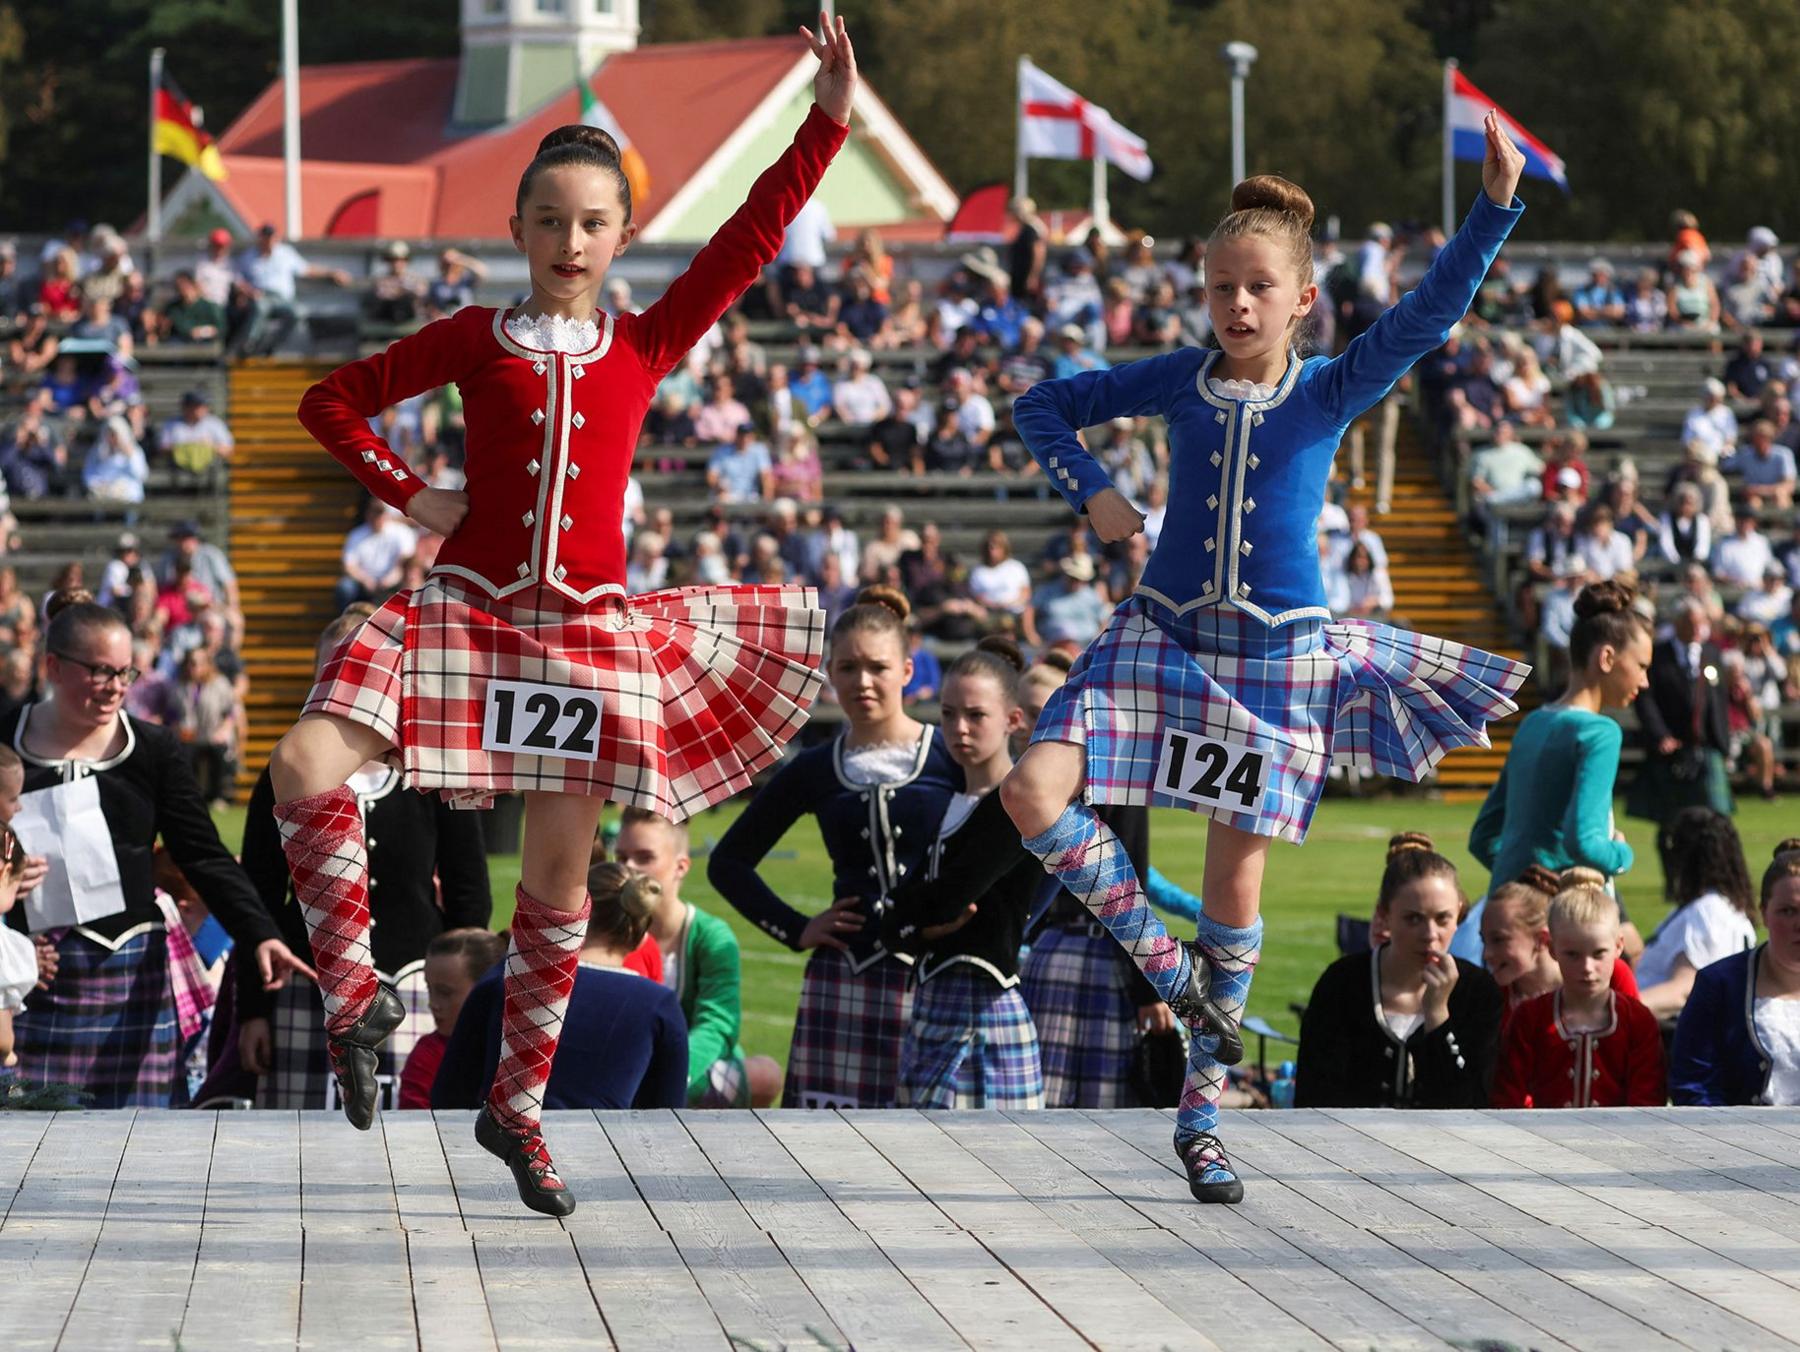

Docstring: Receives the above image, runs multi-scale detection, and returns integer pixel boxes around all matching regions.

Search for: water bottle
[1269,1058,1298,1110]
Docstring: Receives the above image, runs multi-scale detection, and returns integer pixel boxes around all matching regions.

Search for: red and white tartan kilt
[304,574,826,821]
[1033,595,1530,845]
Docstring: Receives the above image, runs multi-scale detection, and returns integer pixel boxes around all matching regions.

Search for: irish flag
[576,59,651,206]
[153,70,226,182]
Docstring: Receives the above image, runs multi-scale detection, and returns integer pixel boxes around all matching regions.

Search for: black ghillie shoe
[475,1106,577,1218]
[1178,1132,1245,1205]
[326,981,405,1130]
[1164,941,1245,1066]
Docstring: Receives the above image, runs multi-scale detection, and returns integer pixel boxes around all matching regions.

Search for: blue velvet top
[1014,193,1523,627]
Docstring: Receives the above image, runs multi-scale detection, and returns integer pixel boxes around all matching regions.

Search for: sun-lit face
[1206,234,1317,364]
[45,624,134,727]
[1594,628,1654,708]
[1382,875,1462,966]
[1480,897,1546,991]
[1764,878,1800,970]
[509,164,637,305]
[828,628,911,730]
[615,820,690,896]
[939,671,1023,771]
[1550,919,1620,999]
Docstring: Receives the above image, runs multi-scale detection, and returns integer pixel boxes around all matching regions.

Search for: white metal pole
[1014,55,1029,200]
[1091,152,1109,235]
[282,0,302,239]
[1442,59,1457,237]
[1229,72,1245,185]
[148,48,164,246]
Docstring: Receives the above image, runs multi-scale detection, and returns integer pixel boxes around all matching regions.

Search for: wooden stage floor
[3,1106,1800,1351]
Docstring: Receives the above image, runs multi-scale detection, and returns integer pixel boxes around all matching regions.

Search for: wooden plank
[758,1110,959,1236]
[434,1109,536,1233]
[61,1114,212,1350]
[935,1110,1157,1234]
[1338,1110,1800,1350]
[298,1225,418,1352]
[297,1110,399,1231]
[603,1111,846,1349]
[474,1229,614,1352]
[381,1112,464,1232]
[408,1230,501,1352]
[849,1111,1208,1352]
[0,1113,51,1228]
[1113,1109,1573,1352]
[538,1110,663,1241]
[182,1223,304,1352]
[567,1225,730,1352]
[205,1112,301,1228]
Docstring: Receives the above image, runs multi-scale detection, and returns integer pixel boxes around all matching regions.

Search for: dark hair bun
[1386,830,1434,860]
[1776,838,1800,860]
[1229,175,1316,233]
[975,634,1026,674]
[44,587,95,623]
[1573,578,1635,621]
[856,585,910,624]
[1515,863,1562,896]
[536,123,621,163]
[1032,649,1075,675]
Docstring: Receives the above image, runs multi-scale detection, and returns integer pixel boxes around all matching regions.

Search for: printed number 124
[1158,730,1266,810]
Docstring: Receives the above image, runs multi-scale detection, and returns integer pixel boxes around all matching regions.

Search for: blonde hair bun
[619,871,663,923]
[1228,175,1316,233]
[1558,866,1608,890]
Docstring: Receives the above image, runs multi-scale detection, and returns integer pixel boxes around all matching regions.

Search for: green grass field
[215,794,1797,1065]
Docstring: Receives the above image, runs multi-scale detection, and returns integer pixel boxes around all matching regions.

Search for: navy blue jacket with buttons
[1669,946,1777,1105]
[1015,193,1522,628]
[708,729,962,974]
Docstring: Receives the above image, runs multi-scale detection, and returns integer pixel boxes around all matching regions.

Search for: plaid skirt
[1033,596,1529,844]
[253,960,432,1111]
[15,929,179,1108]
[305,574,826,819]
[899,966,1044,1109]
[782,949,913,1109]
[1020,924,1142,1109]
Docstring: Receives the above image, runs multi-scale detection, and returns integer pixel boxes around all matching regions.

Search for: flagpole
[148,48,164,247]
[282,0,302,239]
[1014,55,1029,200]
[1442,59,1456,238]
[1091,153,1109,237]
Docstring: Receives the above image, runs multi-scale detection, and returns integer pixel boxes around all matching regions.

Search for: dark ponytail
[516,124,632,224]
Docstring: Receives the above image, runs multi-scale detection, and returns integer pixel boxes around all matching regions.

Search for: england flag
[1017,59,1154,183]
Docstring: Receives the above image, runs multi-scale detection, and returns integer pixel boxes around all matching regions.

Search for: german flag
[154,71,227,181]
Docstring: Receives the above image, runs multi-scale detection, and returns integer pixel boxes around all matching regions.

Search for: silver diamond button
[521,511,535,527]
[531,409,545,426]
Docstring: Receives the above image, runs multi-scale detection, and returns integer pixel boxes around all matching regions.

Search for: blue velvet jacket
[1014,193,1523,627]
[1669,946,1776,1106]
[708,728,962,973]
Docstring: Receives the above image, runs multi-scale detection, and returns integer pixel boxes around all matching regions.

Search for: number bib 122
[481,679,602,762]
[1154,727,1269,812]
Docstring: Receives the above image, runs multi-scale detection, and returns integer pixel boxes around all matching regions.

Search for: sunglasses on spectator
[51,651,141,687]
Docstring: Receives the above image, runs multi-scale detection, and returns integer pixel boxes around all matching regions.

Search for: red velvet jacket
[1492,988,1666,1108]
[298,107,848,608]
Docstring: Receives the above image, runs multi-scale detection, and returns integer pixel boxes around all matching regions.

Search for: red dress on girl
[1492,988,1665,1108]
[271,108,846,1211]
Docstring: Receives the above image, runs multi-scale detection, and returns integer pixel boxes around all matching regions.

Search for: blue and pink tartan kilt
[15,929,179,1108]
[1033,597,1530,844]
[782,948,912,1109]
[1019,923,1142,1109]
[899,965,1044,1109]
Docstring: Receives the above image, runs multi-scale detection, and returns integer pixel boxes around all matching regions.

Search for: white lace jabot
[505,310,599,354]
[1206,375,1279,402]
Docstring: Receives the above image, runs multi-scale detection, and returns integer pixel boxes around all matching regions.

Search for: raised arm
[626,19,855,375]
[1315,112,1526,424]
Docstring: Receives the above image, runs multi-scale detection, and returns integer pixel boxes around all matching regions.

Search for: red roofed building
[158,0,956,244]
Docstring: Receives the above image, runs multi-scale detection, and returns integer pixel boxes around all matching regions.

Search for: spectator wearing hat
[705,423,773,505]
[159,521,240,639]
[1727,418,1797,510]
[1714,510,1777,589]
[98,533,143,609]
[157,389,234,479]
[962,249,1028,350]
[427,247,487,315]
[1571,260,1626,327]
[194,228,236,307]
[1732,226,1786,298]
[832,349,891,428]
[362,240,426,326]
[1682,378,1740,459]
[83,416,150,505]
[1024,553,1107,650]
[1052,323,1109,380]
[235,223,352,356]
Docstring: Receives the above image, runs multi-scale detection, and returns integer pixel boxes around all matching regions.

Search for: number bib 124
[482,679,602,762]
[1154,727,1269,812]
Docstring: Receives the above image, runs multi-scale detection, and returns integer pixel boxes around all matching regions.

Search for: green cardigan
[669,903,746,1101]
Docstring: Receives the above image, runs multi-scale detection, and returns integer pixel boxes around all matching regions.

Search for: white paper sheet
[15,775,127,931]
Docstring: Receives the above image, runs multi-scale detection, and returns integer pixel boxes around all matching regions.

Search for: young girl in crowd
[0,823,33,1082]
[885,637,1043,1108]
[399,927,508,1110]
[1670,842,1800,1105]
[433,863,687,1114]
[266,18,857,1213]
[1492,875,1664,1108]
[1636,807,1758,1020]
[711,588,961,1108]
[1479,864,1639,1013]
[1296,835,1503,1115]
[1001,117,1531,1200]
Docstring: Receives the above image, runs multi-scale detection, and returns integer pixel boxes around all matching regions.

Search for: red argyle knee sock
[272,785,377,1036]
[487,885,591,1135]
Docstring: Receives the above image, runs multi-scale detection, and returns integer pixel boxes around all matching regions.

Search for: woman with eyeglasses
[1,591,313,1106]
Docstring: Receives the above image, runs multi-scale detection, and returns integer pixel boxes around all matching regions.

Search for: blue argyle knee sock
[1022,803,1189,1002]
[1174,911,1263,1153]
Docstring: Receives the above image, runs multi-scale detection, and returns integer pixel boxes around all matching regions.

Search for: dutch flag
[1448,67,1568,193]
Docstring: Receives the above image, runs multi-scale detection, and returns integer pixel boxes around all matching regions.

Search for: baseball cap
[116,532,140,553]
[169,519,202,540]
[208,228,232,247]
